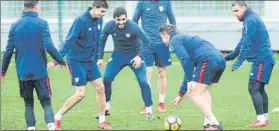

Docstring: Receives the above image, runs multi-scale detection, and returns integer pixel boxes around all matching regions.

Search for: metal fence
[1,1,279,51]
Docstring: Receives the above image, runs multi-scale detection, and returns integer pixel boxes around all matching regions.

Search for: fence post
[58,0,63,47]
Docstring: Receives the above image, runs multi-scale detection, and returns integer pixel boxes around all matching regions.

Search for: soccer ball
[164,115,182,131]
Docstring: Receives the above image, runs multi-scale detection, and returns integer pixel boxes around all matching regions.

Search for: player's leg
[204,60,225,130]
[203,86,212,129]
[103,52,126,112]
[87,61,112,130]
[33,76,55,130]
[259,84,269,120]
[247,80,267,127]
[145,47,155,87]
[140,47,154,114]
[157,67,167,112]
[54,59,87,130]
[154,43,171,112]
[129,62,154,120]
[252,63,273,126]
[91,78,112,130]
[247,63,274,127]
[19,80,36,130]
[190,60,223,130]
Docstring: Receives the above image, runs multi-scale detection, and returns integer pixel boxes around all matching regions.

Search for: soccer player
[96,7,154,120]
[133,0,176,113]
[47,0,112,130]
[225,1,275,128]
[160,24,225,130]
[1,0,66,130]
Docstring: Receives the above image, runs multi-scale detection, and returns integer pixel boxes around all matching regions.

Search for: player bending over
[160,24,226,130]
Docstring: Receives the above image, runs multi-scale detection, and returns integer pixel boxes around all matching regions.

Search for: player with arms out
[160,24,225,130]
[1,0,66,130]
[133,0,176,113]
[225,1,275,128]
[96,7,154,121]
[47,0,112,130]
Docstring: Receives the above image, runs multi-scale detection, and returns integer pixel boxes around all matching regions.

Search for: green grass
[1,53,279,130]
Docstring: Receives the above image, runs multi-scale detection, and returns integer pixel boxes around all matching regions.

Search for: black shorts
[18,76,51,100]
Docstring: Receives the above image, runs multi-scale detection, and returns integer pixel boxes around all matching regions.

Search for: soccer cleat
[145,113,155,121]
[98,121,112,130]
[95,110,111,119]
[205,123,223,130]
[203,124,210,130]
[264,119,270,126]
[158,102,167,112]
[139,106,146,115]
[247,120,267,128]
[55,120,61,130]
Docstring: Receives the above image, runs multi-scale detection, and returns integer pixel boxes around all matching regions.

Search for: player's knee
[39,98,51,108]
[187,82,206,98]
[157,68,166,80]
[248,80,260,94]
[138,79,149,88]
[146,68,152,80]
[23,97,34,107]
[75,89,85,101]
[96,84,105,95]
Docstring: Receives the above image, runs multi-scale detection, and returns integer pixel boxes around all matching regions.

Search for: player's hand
[130,55,142,69]
[47,61,58,69]
[61,62,70,71]
[1,72,6,79]
[170,95,183,108]
[97,59,104,68]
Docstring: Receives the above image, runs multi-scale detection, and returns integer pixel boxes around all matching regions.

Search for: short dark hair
[24,0,39,9]
[92,0,108,9]
[232,1,247,7]
[113,7,127,18]
[159,24,176,35]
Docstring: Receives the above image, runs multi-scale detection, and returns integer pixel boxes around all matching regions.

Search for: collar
[85,7,99,20]
[240,8,253,21]
[22,11,38,17]
[170,31,178,40]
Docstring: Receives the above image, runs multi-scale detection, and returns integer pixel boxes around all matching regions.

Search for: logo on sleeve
[97,25,101,30]
[75,77,79,83]
[146,8,150,11]
[88,28,92,31]
[159,6,164,12]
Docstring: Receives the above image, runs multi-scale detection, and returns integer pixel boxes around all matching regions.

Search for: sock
[27,126,35,131]
[203,116,210,126]
[105,101,110,110]
[208,114,220,125]
[146,106,152,114]
[99,115,105,124]
[47,123,55,130]
[264,113,269,120]
[257,114,266,123]
[55,111,62,121]
[159,94,166,103]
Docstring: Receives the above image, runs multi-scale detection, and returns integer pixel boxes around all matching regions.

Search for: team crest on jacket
[126,33,130,38]
[159,6,164,12]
